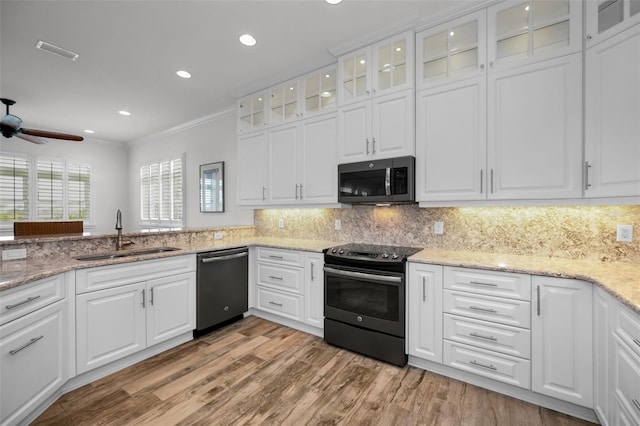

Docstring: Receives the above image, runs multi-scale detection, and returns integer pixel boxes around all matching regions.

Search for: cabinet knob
[224,306,229,311]
[489,61,495,67]
[480,64,485,70]
[586,35,592,40]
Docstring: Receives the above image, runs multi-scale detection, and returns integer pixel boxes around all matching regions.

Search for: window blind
[140,156,183,227]
[67,163,92,220]
[0,154,30,221]
[36,158,65,220]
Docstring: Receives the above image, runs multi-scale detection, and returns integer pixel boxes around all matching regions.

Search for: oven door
[324,265,405,337]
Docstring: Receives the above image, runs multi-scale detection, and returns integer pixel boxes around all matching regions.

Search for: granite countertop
[1,237,638,315]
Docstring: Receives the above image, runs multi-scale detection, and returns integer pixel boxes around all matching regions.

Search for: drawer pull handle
[633,338,640,348]
[141,289,146,308]
[9,335,44,355]
[470,332,497,341]
[268,255,284,260]
[469,306,498,314]
[633,399,640,412]
[6,295,41,310]
[268,301,283,307]
[422,276,426,302]
[469,281,498,287]
[470,360,497,371]
[268,275,283,281]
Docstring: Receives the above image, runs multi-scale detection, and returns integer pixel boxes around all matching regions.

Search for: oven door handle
[323,266,402,283]
[385,167,391,196]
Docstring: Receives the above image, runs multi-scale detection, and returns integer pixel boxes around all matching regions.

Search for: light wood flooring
[34,316,594,425]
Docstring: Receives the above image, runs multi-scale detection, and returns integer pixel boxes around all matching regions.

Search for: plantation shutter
[67,163,92,220]
[171,158,182,221]
[0,154,30,222]
[140,165,150,221]
[36,158,64,220]
[140,156,183,227]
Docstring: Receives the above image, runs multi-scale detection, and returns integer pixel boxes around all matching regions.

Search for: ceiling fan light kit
[0,98,84,144]
[35,40,79,61]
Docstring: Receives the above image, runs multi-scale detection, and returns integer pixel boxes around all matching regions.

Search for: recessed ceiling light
[35,40,79,61]
[325,0,342,4]
[239,34,257,47]
[176,70,191,79]
[118,110,131,116]
[84,129,95,134]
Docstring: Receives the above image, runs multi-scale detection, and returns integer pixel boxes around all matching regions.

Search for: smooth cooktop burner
[325,243,421,263]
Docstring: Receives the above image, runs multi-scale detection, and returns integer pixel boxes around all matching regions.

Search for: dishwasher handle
[200,251,248,263]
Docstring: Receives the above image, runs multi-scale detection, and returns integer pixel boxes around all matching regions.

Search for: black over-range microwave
[338,156,415,205]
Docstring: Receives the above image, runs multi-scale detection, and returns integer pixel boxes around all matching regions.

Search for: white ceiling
[1,0,480,144]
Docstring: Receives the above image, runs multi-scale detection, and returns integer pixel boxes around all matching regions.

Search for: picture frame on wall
[200,161,224,213]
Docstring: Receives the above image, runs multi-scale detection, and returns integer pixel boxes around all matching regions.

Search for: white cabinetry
[586,0,640,47]
[254,247,323,332]
[531,276,593,407]
[338,31,414,162]
[237,91,268,134]
[407,263,443,363]
[237,131,268,205]
[75,255,196,374]
[585,22,640,198]
[594,286,613,425]
[0,273,74,426]
[416,2,583,202]
[442,267,532,389]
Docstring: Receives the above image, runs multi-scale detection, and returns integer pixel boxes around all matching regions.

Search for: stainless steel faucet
[115,209,131,250]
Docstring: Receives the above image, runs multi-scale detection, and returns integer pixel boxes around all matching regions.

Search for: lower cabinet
[594,286,613,425]
[531,276,593,408]
[75,255,196,375]
[304,252,324,328]
[407,263,443,363]
[0,274,73,426]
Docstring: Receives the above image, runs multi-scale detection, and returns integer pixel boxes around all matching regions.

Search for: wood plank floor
[34,317,594,425]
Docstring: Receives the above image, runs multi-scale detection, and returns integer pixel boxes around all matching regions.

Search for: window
[0,153,93,228]
[140,155,184,229]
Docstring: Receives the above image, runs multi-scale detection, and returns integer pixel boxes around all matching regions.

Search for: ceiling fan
[0,98,83,144]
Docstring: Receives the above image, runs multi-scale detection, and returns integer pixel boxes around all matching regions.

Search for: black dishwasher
[196,246,248,333]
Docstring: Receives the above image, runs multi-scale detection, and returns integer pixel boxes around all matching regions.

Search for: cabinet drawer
[443,314,531,359]
[612,334,640,423]
[256,247,304,267]
[444,267,531,300]
[256,286,303,321]
[0,274,66,326]
[257,263,304,293]
[443,340,531,389]
[76,254,196,294]
[613,302,640,359]
[443,290,531,329]
[0,299,68,425]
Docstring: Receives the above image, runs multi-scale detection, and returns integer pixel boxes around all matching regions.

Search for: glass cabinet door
[269,80,298,125]
[373,30,414,95]
[238,91,267,133]
[489,0,581,67]
[586,0,640,45]
[340,49,370,104]
[417,11,485,89]
[302,66,337,116]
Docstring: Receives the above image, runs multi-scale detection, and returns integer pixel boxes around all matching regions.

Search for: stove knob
[381,253,389,259]
[339,249,345,255]
[391,253,399,260]
[331,248,337,253]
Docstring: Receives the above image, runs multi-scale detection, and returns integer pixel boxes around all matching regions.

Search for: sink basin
[74,247,181,261]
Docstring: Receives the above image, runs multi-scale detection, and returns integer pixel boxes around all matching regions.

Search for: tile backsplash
[255,205,640,263]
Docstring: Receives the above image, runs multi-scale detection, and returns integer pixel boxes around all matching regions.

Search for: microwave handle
[385,168,391,195]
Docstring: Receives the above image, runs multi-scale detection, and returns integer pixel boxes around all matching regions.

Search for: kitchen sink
[74,247,181,261]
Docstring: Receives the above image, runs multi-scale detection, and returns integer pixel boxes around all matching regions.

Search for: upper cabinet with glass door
[269,79,300,126]
[586,0,640,47]
[416,10,487,90]
[237,91,268,134]
[338,30,414,105]
[301,65,337,118]
[487,0,582,70]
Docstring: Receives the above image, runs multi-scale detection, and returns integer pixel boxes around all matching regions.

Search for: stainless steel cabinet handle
[268,301,283,307]
[480,169,484,194]
[469,280,498,287]
[141,289,146,308]
[268,275,283,281]
[262,186,266,201]
[295,184,299,199]
[422,276,426,302]
[299,184,303,199]
[585,161,592,190]
[268,255,284,260]
[490,169,494,193]
[470,332,498,341]
[469,305,498,314]
[310,262,315,281]
[366,138,370,155]
[385,168,391,196]
[201,252,248,263]
[9,335,44,355]
[372,138,376,155]
[150,287,154,306]
[470,360,497,370]
[324,266,402,283]
[6,295,41,310]
[633,399,640,412]
[537,285,541,316]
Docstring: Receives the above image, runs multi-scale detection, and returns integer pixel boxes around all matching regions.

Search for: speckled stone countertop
[409,249,640,314]
[1,238,638,315]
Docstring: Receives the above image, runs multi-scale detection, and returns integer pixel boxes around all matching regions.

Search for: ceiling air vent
[35,40,79,61]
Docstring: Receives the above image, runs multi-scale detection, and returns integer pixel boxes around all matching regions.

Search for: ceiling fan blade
[21,128,83,141]
[16,133,47,144]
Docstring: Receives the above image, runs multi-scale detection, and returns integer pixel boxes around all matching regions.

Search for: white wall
[0,135,129,235]
[127,110,253,230]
